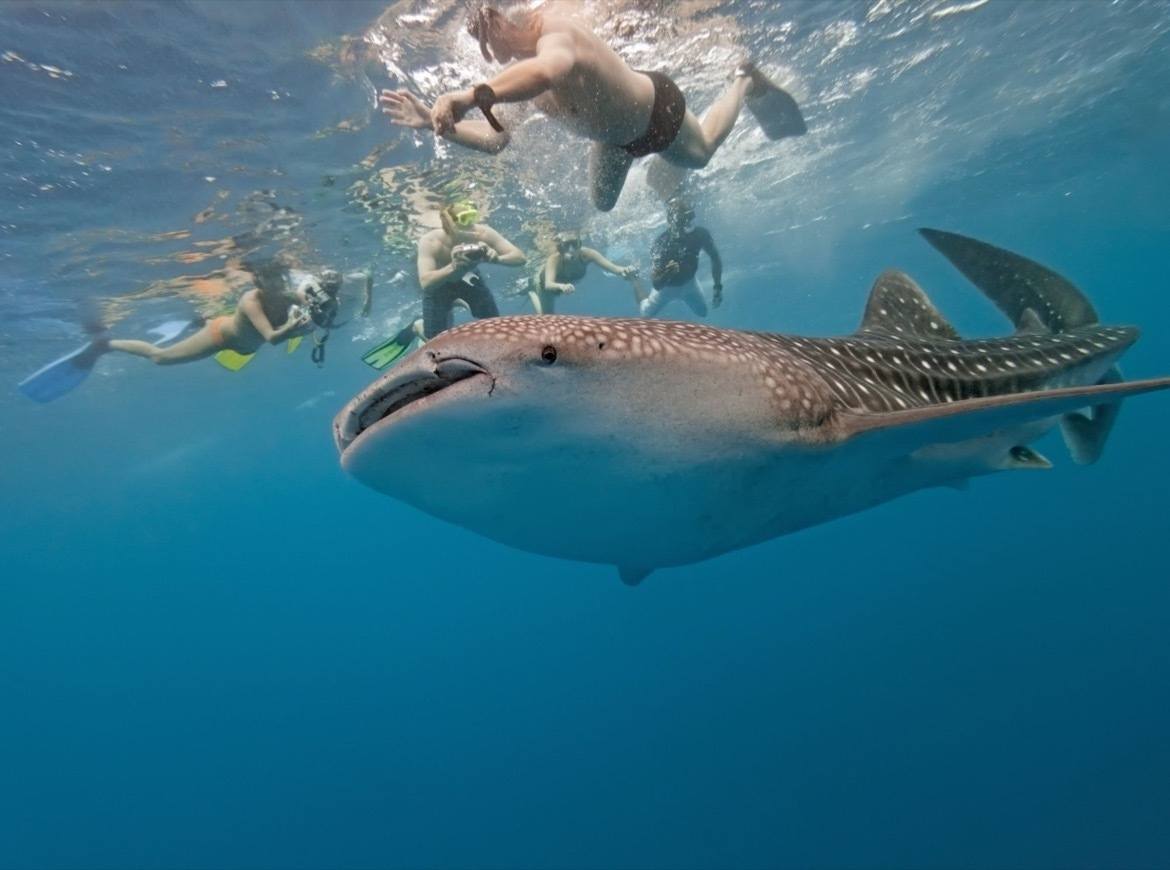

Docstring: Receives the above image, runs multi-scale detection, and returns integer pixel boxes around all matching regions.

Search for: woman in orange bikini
[107,259,313,365]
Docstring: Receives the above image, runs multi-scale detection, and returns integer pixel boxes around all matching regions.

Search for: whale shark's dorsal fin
[919,228,1098,332]
[856,270,960,340]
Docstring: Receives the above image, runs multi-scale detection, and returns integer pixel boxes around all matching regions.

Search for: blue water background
[1,2,1169,867]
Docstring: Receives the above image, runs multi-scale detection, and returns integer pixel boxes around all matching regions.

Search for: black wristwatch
[473,83,504,133]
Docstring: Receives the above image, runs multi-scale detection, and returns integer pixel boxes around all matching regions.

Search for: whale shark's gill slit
[362,377,449,430]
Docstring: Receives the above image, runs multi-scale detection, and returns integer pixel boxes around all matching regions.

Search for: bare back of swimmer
[380,3,803,212]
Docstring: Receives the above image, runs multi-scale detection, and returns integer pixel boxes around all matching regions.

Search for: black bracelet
[473,83,505,133]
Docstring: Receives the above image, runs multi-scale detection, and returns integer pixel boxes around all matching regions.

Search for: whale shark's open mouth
[334,356,490,457]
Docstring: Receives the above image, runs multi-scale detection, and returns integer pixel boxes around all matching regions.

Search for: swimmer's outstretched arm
[380,89,509,155]
[477,225,526,267]
[239,292,306,344]
[429,37,574,135]
[581,247,638,279]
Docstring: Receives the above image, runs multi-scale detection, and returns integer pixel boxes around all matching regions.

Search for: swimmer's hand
[662,260,681,276]
[621,265,640,279]
[482,247,500,264]
[380,89,432,130]
[282,305,311,334]
[451,246,478,268]
[430,89,474,137]
[556,282,575,295]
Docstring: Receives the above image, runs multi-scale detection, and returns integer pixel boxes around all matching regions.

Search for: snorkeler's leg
[528,289,545,314]
[464,283,500,320]
[665,75,751,168]
[628,276,648,308]
[681,279,709,318]
[646,157,686,203]
[108,324,223,365]
[589,142,635,212]
[639,288,666,318]
[422,286,454,339]
[411,318,426,341]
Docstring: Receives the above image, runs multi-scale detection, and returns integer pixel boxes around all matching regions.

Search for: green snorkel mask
[450,201,480,228]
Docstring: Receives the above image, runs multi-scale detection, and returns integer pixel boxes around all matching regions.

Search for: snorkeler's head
[441,200,480,237]
[468,4,540,64]
[554,231,582,258]
[667,199,695,233]
[319,269,342,296]
[242,255,289,297]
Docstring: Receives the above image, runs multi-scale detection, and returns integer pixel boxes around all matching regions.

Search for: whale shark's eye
[541,345,558,364]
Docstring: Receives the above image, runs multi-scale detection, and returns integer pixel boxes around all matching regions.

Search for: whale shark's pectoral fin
[618,565,652,587]
[839,376,1170,453]
[1061,366,1123,465]
[1005,445,1052,469]
[857,270,961,340]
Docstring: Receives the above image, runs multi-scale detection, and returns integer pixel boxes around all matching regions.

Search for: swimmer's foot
[736,60,807,140]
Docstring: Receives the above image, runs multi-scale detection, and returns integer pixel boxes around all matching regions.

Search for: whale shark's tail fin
[918,228,1130,464]
[918,228,1098,334]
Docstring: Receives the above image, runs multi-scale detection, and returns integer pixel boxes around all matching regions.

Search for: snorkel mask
[668,200,695,232]
[555,232,581,255]
[449,200,480,228]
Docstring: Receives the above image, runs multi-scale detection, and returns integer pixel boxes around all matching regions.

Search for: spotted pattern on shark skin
[441,315,838,428]
[438,315,1137,419]
[765,326,1138,415]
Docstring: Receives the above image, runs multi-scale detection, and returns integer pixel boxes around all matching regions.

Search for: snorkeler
[18,259,322,401]
[379,3,806,212]
[361,201,524,370]
[641,200,722,319]
[103,259,324,368]
[527,231,643,315]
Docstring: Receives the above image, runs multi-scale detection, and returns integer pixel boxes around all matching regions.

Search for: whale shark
[334,230,1170,584]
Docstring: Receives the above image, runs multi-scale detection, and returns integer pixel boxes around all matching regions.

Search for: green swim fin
[362,327,418,371]
[214,349,256,372]
[287,336,303,354]
[738,62,806,140]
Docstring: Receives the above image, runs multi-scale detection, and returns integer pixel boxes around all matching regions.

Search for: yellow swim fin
[287,336,303,354]
[214,349,256,372]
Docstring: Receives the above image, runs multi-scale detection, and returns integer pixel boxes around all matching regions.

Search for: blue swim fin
[18,339,109,403]
[738,62,806,140]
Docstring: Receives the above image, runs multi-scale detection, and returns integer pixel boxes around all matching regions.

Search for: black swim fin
[738,61,807,140]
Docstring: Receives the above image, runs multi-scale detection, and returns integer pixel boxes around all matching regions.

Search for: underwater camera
[303,275,341,327]
[451,242,490,263]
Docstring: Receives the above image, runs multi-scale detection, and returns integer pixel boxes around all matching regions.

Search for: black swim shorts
[623,71,686,158]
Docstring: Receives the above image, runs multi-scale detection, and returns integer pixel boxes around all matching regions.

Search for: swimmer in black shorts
[380,3,807,212]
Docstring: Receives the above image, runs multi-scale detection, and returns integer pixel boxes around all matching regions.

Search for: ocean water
[2,1,1169,867]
